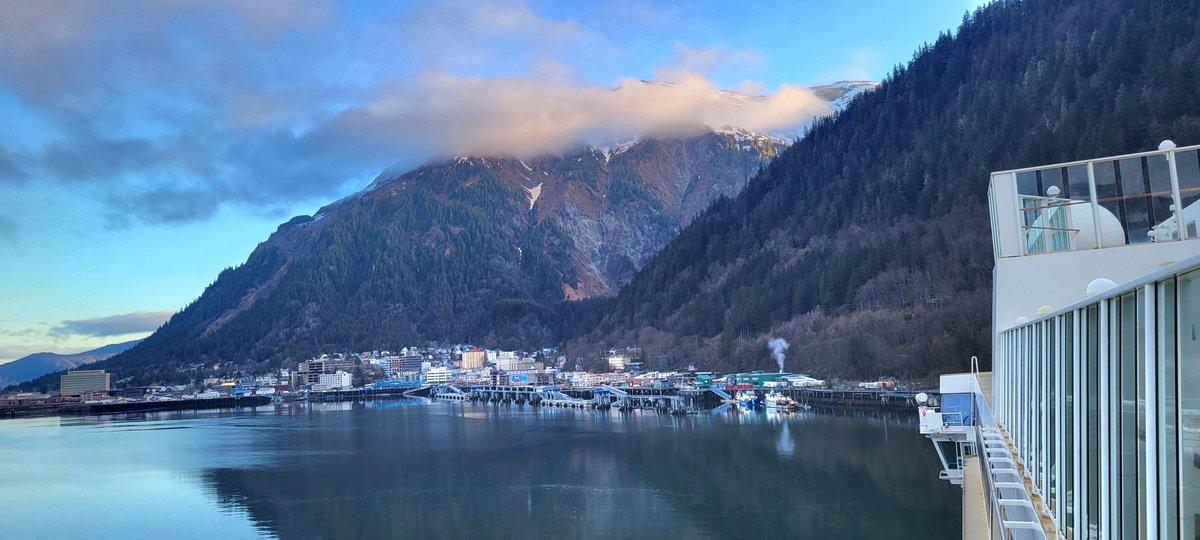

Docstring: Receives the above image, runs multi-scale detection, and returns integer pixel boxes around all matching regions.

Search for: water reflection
[776,421,795,458]
[199,403,959,539]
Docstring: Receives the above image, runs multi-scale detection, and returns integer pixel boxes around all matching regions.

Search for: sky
[0,0,986,363]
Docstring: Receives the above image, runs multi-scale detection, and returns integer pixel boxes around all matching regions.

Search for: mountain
[568,0,1200,377]
[14,81,871,388]
[0,340,140,390]
[55,135,780,385]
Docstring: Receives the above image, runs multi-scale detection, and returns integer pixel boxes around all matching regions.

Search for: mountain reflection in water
[199,403,958,539]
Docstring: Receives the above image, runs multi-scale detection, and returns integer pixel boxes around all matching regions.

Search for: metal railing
[974,388,1047,539]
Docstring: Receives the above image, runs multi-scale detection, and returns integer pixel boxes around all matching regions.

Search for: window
[1049,318,1058,516]
[1178,270,1200,539]
[1116,292,1140,538]
[1158,278,1178,540]
[1063,311,1075,536]
[1085,305,1100,539]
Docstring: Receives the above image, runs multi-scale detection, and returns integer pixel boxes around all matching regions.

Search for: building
[425,366,452,384]
[495,356,535,372]
[460,349,487,370]
[727,372,789,388]
[606,351,627,371]
[388,355,424,373]
[781,374,826,388]
[920,142,1200,539]
[60,370,110,396]
[294,356,356,387]
[317,371,352,390]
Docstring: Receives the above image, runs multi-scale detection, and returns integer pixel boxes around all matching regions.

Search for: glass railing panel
[1176,149,1200,239]
[1020,195,1084,254]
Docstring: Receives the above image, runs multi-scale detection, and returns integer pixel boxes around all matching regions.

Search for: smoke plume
[768,337,789,373]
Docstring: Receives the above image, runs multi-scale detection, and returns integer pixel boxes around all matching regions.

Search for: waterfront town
[0,344,927,417]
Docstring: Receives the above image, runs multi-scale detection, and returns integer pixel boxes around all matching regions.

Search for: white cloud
[655,43,764,82]
[0,0,841,226]
[321,67,830,159]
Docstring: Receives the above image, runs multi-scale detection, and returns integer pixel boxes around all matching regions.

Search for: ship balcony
[919,407,972,439]
[989,140,1200,260]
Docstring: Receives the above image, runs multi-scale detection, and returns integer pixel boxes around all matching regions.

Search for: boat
[763,391,799,411]
[735,390,760,408]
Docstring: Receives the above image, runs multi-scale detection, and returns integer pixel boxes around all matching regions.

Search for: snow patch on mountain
[524,182,543,210]
[596,138,639,163]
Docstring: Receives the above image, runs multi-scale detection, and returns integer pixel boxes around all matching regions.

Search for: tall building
[388,355,424,373]
[920,142,1200,539]
[461,349,487,370]
[60,370,111,396]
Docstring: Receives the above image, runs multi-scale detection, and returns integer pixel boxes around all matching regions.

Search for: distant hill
[0,340,141,390]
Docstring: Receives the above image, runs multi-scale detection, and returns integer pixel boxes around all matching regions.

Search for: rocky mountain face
[81,128,785,383]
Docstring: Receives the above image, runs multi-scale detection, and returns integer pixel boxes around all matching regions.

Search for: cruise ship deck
[920,141,1200,540]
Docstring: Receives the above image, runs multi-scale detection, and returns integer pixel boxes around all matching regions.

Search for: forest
[567,0,1200,378]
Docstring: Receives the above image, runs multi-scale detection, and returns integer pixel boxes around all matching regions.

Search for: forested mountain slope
[569,0,1200,377]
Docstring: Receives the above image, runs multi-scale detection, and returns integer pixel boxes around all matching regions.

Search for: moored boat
[764,391,799,411]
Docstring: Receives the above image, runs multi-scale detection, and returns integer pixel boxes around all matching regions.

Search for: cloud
[50,311,174,338]
[0,214,16,242]
[655,44,764,82]
[813,49,880,83]
[0,147,28,184]
[0,0,333,102]
[316,67,831,159]
[402,0,591,72]
[0,0,842,227]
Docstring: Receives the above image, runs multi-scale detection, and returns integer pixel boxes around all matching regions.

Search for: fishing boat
[764,391,799,411]
[735,390,760,408]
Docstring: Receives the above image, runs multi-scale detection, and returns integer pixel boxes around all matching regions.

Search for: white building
[318,371,352,390]
[782,374,826,388]
[425,366,452,384]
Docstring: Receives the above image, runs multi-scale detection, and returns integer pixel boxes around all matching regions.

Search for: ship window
[1116,292,1141,538]
[1135,290,1147,540]
[1178,270,1200,539]
[1085,304,1100,539]
[1049,319,1057,516]
[1159,278,1179,540]
[1064,310,1076,537]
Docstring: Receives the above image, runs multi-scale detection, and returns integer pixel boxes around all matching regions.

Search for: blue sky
[0,0,984,362]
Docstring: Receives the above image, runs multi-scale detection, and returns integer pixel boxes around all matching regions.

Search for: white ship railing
[974,389,1048,540]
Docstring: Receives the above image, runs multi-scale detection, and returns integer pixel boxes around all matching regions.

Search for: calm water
[0,402,960,539]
